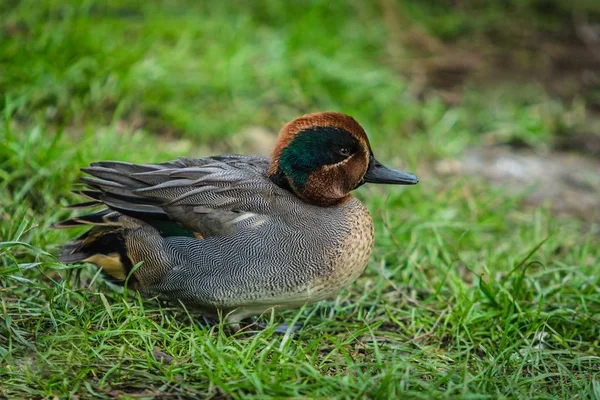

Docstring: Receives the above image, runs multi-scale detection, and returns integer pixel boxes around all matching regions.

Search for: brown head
[268,112,418,206]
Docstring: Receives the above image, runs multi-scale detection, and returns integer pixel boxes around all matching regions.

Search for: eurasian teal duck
[56,112,418,325]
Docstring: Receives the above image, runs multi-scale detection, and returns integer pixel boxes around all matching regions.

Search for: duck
[55,112,418,327]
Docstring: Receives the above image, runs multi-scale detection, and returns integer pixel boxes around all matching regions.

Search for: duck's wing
[56,155,285,237]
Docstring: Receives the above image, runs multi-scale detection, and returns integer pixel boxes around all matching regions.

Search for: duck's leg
[225,308,303,334]
[224,309,251,333]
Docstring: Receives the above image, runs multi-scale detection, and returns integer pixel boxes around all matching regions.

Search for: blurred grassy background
[1,0,600,398]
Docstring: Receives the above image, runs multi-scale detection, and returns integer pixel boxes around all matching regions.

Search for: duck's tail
[54,209,135,285]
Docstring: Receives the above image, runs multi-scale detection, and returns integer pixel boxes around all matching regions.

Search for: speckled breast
[307,199,375,299]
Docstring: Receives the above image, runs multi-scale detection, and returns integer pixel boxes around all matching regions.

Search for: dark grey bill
[363,156,419,185]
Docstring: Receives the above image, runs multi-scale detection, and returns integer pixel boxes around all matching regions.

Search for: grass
[1,0,600,398]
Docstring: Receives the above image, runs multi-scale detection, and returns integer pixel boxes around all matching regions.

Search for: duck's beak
[363,156,419,185]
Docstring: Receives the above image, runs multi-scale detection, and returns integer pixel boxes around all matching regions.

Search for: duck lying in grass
[56,112,418,328]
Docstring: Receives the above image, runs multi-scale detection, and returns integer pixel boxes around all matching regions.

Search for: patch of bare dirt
[436,145,600,219]
[555,132,600,159]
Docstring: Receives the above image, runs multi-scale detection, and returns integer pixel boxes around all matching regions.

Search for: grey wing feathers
[74,156,278,236]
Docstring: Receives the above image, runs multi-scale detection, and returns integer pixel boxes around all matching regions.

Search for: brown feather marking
[301,152,368,206]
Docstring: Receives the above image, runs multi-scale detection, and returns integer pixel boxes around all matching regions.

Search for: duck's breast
[305,198,374,300]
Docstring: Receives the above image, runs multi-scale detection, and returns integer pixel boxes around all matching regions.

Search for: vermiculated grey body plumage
[58,156,374,322]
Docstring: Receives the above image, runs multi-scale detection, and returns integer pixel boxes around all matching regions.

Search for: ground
[1,1,600,399]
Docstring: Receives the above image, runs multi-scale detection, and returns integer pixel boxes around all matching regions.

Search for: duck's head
[268,112,418,206]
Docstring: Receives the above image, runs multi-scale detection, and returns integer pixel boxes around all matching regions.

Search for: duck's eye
[339,148,351,157]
